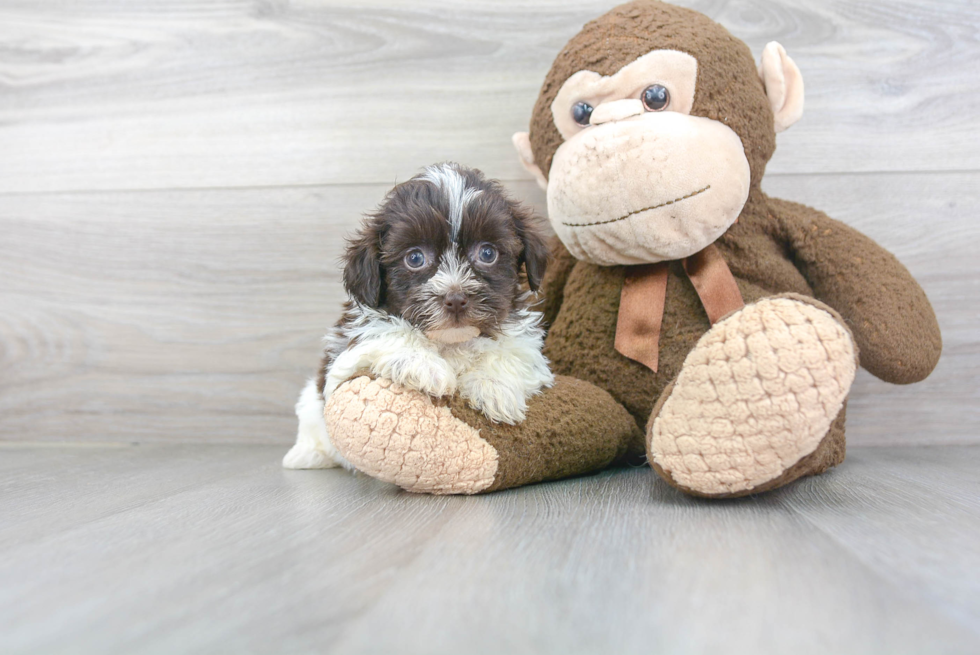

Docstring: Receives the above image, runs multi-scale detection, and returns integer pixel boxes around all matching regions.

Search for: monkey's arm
[771,197,941,384]
[539,236,577,328]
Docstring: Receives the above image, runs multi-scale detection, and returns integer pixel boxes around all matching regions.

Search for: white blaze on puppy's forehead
[421,163,482,239]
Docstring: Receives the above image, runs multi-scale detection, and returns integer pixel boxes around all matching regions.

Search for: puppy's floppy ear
[511,202,549,292]
[343,221,385,307]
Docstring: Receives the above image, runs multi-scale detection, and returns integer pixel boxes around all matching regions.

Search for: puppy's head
[343,163,549,343]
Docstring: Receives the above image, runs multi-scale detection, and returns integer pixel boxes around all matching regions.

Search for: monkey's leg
[647,294,857,498]
[325,375,641,495]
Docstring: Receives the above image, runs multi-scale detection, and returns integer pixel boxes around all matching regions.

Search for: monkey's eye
[405,248,426,270]
[571,101,594,126]
[642,85,670,112]
[476,244,498,265]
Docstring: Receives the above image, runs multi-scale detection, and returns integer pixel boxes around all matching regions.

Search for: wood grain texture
[2,172,977,445]
[0,444,978,654]
[1,0,977,446]
[0,0,978,193]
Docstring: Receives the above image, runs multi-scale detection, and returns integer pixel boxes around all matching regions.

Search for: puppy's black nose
[443,292,468,316]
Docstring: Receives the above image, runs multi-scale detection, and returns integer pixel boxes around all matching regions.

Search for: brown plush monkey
[323,1,941,497]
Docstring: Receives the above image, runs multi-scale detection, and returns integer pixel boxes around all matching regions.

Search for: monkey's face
[544,50,751,266]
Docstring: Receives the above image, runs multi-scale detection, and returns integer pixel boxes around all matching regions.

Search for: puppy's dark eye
[477,244,498,265]
[642,85,670,112]
[572,101,593,126]
[405,248,426,270]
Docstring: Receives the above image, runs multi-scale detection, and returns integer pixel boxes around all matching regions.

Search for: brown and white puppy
[283,163,553,470]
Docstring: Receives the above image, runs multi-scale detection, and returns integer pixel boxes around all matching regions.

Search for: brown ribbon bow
[614,244,744,372]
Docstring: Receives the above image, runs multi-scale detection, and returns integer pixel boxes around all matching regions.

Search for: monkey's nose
[444,292,469,315]
[589,99,644,126]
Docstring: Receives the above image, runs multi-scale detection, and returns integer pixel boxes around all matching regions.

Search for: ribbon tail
[615,263,669,372]
[683,244,744,324]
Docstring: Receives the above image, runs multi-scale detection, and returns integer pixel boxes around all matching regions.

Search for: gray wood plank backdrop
[1,0,978,445]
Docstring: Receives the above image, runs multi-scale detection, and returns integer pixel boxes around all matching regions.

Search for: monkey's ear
[511,203,549,292]
[512,132,549,192]
[343,227,384,308]
[758,42,804,133]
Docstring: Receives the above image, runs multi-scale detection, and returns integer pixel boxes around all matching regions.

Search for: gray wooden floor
[1,443,979,654]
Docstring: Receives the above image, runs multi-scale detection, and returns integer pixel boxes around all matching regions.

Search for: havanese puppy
[283,163,554,470]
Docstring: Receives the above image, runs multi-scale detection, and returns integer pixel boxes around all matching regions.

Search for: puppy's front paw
[459,377,528,425]
[375,350,457,398]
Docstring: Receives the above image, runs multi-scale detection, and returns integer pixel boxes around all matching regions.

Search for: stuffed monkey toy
[323,0,941,498]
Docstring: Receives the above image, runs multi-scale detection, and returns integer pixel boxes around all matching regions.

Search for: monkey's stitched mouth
[561,184,711,227]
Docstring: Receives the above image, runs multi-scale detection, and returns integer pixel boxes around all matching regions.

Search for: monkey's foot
[648,294,857,498]
[326,375,640,495]
[325,376,497,494]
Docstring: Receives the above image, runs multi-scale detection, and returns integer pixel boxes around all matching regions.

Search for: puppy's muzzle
[428,292,481,343]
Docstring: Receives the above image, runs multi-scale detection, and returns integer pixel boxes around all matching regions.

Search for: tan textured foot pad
[650,296,857,496]
[325,376,499,495]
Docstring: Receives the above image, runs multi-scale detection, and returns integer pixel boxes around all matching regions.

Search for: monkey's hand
[773,197,941,384]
